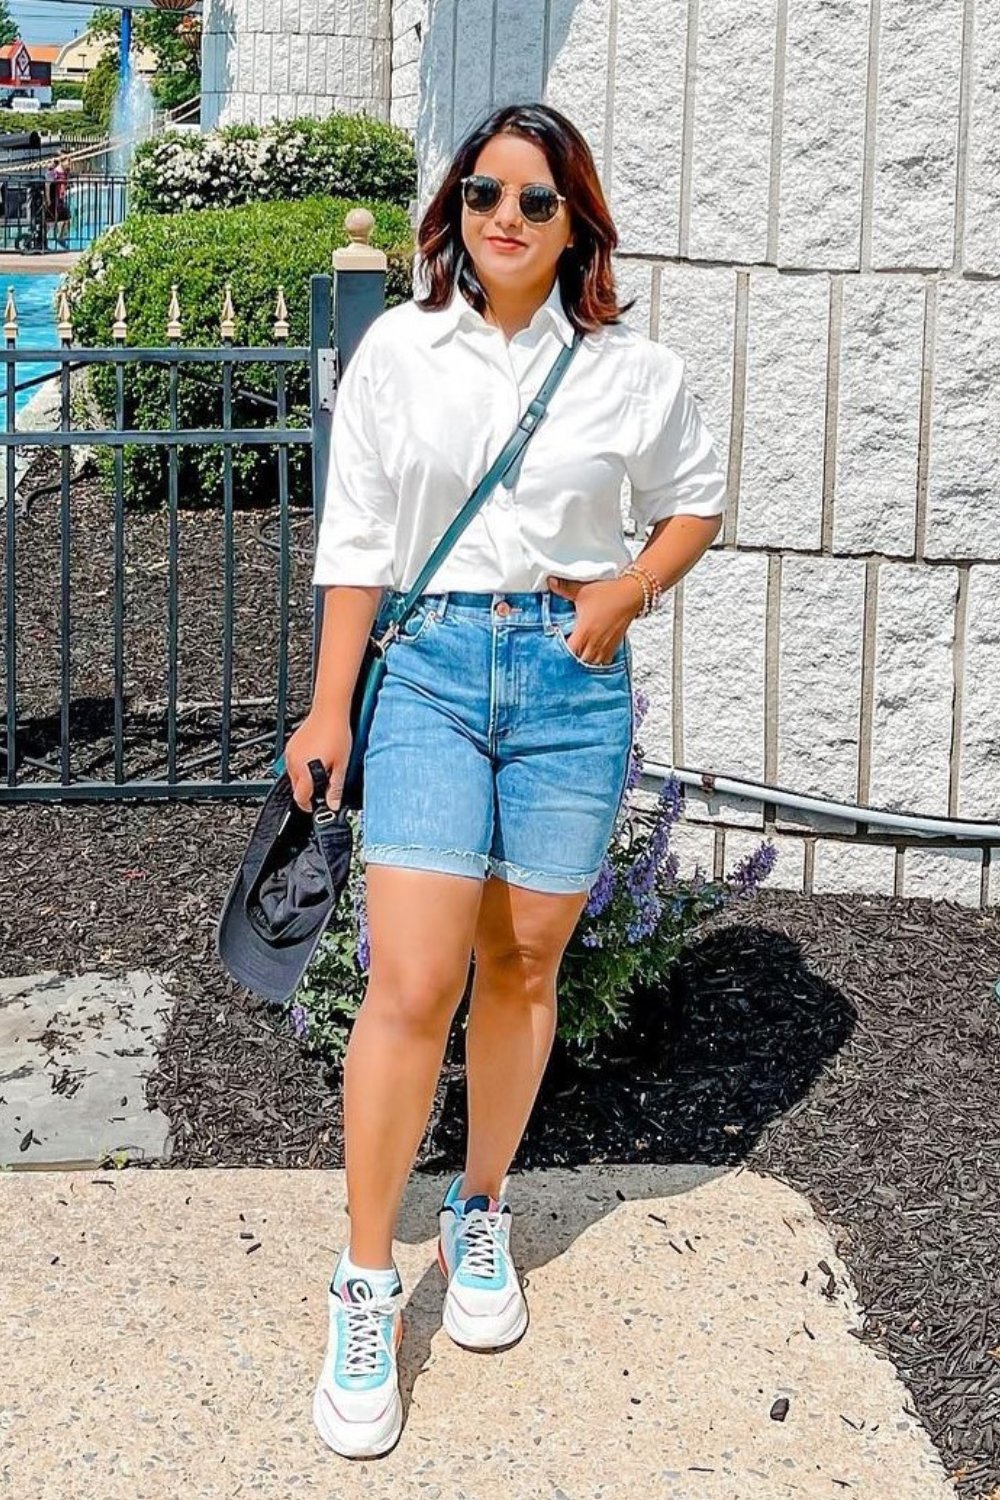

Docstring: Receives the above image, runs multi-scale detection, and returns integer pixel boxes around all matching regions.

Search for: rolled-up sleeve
[626,353,728,531]
[311,329,398,587]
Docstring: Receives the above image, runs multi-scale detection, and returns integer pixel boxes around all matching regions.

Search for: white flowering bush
[129,114,416,216]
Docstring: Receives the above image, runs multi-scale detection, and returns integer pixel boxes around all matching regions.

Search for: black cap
[216,760,353,1005]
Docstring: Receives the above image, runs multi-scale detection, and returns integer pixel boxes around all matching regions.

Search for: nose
[491,185,524,233]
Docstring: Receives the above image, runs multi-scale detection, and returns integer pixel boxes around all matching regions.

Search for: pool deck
[0,252,82,275]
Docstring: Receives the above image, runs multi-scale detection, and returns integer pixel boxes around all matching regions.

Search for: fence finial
[220,282,236,342]
[166,284,182,342]
[3,285,18,343]
[273,285,289,342]
[112,287,127,342]
[332,208,387,273]
[56,288,73,345]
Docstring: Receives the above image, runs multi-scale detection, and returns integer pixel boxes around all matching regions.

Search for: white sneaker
[312,1249,405,1459]
[437,1173,529,1351]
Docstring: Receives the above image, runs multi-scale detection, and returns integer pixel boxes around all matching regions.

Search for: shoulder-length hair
[415,103,635,335]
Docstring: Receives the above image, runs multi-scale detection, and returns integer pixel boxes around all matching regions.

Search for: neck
[479,273,558,341]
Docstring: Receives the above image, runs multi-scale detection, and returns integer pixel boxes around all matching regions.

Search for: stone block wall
[197,0,1000,904]
[201,0,392,128]
[402,0,999,906]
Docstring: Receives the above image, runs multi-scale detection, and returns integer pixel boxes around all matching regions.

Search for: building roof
[0,43,61,64]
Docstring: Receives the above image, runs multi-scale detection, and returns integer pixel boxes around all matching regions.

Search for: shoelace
[335,1285,400,1378]
[456,1208,507,1278]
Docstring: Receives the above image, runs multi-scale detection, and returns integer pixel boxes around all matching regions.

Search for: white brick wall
[394,0,999,905]
[201,0,390,129]
[201,0,1000,903]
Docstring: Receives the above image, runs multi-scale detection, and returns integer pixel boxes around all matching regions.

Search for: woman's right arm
[283,585,383,813]
[282,322,397,812]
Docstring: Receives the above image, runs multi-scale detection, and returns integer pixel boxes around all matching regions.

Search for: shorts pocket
[551,619,628,673]
[389,599,441,645]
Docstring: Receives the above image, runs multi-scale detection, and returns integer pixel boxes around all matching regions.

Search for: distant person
[44,155,71,251]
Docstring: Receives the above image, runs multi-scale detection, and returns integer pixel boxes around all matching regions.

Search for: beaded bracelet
[619,561,663,617]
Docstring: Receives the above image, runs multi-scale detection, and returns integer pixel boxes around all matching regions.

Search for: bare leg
[341,864,484,1267]
[461,879,587,1200]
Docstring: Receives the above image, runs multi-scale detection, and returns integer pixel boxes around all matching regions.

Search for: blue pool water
[1,273,61,413]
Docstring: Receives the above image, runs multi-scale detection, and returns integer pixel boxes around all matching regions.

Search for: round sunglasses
[460,174,566,225]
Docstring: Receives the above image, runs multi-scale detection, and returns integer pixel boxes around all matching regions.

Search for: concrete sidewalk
[2,1164,951,1499]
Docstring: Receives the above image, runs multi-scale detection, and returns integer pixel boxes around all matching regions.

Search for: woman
[284,102,726,1460]
[44,155,71,251]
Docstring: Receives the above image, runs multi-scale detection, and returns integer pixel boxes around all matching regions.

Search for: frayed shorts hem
[362,843,597,896]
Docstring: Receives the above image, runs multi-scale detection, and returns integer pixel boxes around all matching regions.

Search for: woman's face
[460,132,574,297]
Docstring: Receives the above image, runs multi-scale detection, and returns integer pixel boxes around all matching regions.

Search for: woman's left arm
[547,511,722,664]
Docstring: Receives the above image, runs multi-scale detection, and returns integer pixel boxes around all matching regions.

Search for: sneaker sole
[312,1315,404,1459]
[436,1236,529,1352]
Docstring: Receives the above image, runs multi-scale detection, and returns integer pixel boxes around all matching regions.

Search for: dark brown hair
[415,103,635,335]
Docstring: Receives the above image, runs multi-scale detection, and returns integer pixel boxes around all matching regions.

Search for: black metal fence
[0,172,127,252]
[0,261,386,804]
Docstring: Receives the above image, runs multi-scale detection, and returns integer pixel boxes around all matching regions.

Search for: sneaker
[312,1248,405,1459]
[436,1172,529,1351]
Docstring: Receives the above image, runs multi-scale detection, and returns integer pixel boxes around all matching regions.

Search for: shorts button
[495,600,512,617]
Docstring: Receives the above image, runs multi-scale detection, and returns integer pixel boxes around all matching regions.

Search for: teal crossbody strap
[375,327,584,647]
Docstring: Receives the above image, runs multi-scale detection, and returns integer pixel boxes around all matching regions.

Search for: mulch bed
[2,456,1000,1495]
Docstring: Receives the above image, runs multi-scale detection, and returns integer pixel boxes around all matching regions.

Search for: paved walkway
[2,1164,952,1499]
[0,251,81,274]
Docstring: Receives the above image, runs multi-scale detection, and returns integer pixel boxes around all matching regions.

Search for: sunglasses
[460,174,566,224]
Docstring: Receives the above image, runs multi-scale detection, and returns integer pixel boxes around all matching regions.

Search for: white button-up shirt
[312,276,727,593]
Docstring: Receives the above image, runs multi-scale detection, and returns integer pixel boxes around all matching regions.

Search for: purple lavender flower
[580,928,604,948]
[657,775,683,826]
[290,1002,309,1038]
[351,878,371,973]
[726,840,778,896]
[625,888,662,943]
[584,856,616,918]
[632,687,650,729]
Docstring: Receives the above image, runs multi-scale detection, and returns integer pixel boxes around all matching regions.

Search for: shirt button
[495,600,512,617]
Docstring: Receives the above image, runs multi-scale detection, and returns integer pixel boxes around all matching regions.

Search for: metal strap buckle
[374,619,400,654]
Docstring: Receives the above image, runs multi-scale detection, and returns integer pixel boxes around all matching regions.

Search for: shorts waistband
[383,589,576,625]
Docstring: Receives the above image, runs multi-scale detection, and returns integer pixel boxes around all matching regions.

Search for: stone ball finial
[344,207,375,245]
[332,207,387,273]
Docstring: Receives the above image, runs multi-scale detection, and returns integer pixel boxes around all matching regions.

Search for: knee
[367,964,467,1037]
[474,946,559,1002]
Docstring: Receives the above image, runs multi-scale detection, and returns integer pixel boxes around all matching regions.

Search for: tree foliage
[0,0,18,48]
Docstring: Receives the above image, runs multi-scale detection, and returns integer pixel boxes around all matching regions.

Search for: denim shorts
[361,590,635,895]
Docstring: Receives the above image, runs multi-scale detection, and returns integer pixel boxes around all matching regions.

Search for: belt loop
[541,590,552,631]
[436,591,450,620]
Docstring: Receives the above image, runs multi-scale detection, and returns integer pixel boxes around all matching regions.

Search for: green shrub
[52,81,86,103]
[286,741,778,1070]
[63,195,414,511]
[82,50,117,132]
[129,114,417,216]
[0,113,100,134]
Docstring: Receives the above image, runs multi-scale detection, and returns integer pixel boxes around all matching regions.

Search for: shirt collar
[429,276,575,349]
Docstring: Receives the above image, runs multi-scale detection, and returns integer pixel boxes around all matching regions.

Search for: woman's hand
[282,710,354,814]
[546,574,645,665]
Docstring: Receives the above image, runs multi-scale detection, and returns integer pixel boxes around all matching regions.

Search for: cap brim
[215,775,353,1006]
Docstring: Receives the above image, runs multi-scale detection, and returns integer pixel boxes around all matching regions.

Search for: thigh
[365,864,485,1006]
[473,873,587,977]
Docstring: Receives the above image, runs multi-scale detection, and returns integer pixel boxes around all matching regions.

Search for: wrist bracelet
[620,565,650,615]
[619,562,662,616]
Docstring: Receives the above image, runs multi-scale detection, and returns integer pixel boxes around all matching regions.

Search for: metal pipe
[641,760,1000,842]
[119,9,132,89]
